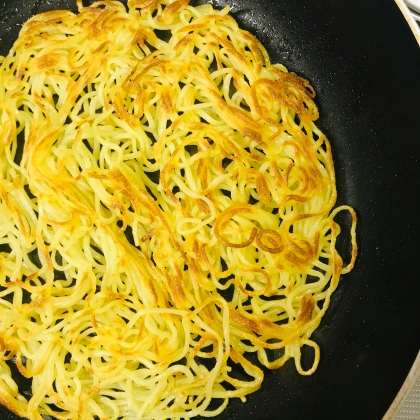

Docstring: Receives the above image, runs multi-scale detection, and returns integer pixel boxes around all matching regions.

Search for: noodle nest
[0,0,357,419]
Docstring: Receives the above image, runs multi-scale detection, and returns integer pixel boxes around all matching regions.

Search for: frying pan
[0,0,419,419]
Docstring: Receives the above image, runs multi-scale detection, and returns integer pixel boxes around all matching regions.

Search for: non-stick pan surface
[0,0,419,419]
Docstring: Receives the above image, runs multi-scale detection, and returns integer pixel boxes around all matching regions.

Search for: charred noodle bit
[0,0,357,419]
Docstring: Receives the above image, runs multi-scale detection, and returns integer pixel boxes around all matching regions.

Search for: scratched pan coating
[0,0,419,419]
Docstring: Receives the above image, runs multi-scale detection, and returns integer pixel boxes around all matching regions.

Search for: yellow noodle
[0,0,357,419]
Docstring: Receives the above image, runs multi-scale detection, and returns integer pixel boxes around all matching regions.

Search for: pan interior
[0,1,419,419]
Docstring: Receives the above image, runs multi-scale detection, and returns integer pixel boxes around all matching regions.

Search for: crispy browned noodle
[0,0,357,419]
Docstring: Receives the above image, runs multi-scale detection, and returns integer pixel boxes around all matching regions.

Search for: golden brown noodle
[0,0,357,418]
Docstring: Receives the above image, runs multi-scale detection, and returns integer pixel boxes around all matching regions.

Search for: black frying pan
[0,0,419,419]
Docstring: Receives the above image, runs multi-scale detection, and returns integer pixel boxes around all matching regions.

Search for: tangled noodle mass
[0,0,357,419]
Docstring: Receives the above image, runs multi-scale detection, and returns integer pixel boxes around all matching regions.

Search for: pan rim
[384,352,420,419]
[395,0,420,43]
[383,3,420,417]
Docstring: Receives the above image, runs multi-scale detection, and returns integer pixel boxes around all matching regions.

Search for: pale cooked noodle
[0,1,357,419]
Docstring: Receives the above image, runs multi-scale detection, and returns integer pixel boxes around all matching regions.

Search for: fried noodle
[0,0,357,419]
